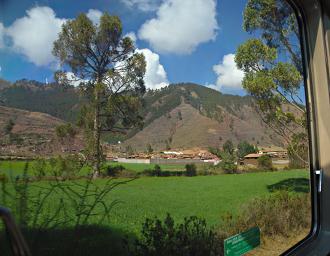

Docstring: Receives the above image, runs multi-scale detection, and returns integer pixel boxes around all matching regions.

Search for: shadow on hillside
[267,178,310,193]
[1,225,136,256]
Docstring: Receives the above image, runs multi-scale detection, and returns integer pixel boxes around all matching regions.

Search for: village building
[258,146,288,159]
[110,148,220,165]
[241,153,262,166]
[241,146,289,167]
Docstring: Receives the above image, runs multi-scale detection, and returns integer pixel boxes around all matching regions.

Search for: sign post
[224,227,260,256]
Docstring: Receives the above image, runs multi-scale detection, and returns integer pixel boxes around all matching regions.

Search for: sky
[0,0,258,95]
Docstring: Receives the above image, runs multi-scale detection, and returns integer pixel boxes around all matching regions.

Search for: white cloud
[136,48,169,90]
[6,6,66,67]
[138,0,218,54]
[65,72,89,87]
[87,9,102,25]
[204,83,219,91]
[0,23,5,48]
[121,0,160,12]
[124,32,137,44]
[212,54,244,91]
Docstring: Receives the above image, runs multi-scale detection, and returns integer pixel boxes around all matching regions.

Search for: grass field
[0,161,310,235]
[0,161,310,255]
[0,160,191,177]
[104,169,309,234]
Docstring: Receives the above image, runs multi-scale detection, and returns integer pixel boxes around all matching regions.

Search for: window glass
[0,0,311,255]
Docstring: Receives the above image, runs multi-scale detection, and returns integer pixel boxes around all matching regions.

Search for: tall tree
[223,139,235,155]
[53,13,146,176]
[235,0,308,166]
[237,141,258,159]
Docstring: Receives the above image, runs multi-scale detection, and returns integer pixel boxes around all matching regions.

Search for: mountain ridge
[0,79,284,153]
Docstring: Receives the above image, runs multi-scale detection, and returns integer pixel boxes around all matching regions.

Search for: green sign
[224,227,260,256]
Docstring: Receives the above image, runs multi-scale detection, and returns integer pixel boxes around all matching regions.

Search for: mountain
[0,79,80,122]
[0,79,284,153]
[122,83,283,151]
[0,106,83,157]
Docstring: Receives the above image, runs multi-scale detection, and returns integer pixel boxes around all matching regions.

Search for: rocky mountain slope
[0,79,284,153]
[123,84,283,151]
[0,106,82,157]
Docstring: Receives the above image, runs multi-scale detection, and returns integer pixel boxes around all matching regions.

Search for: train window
[0,0,316,255]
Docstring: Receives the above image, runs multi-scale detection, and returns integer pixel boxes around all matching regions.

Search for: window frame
[283,0,330,255]
[0,0,328,254]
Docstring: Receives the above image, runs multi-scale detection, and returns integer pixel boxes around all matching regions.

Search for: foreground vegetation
[0,165,309,223]
[0,167,310,255]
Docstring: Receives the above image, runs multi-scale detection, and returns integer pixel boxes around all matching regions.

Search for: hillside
[122,84,283,151]
[0,106,83,157]
[0,79,284,152]
[0,79,80,122]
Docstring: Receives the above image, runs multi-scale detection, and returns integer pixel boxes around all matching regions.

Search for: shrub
[33,158,47,179]
[185,164,197,176]
[106,165,125,177]
[127,214,221,256]
[219,191,310,239]
[48,154,84,178]
[258,155,273,170]
[56,123,77,139]
[208,147,221,158]
[153,164,162,176]
[140,169,154,177]
[219,152,237,174]
[161,171,184,177]
[139,165,162,177]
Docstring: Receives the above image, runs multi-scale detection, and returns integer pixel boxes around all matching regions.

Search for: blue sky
[0,0,256,95]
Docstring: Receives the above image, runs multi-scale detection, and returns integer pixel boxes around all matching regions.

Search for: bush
[139,165,162,177]
[258,155,273,170]
[127,214,221,256]
[106,165,125,177]
[56,123,77,139]
[140,169,154,177]
[33,158,47,179]
[219,191,310,239]
[48,154,84,178]
[185,164,197,176]
[153,164,162,176]
[32,155,84,179]
[139,165,183,177]
[219,152,237,174]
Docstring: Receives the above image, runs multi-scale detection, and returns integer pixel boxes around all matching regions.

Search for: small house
[242,153,263,166]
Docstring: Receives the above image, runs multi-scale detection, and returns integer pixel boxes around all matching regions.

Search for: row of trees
[209,140,258,172]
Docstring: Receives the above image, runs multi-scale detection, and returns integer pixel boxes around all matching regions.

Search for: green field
[0,161,310,254]
[103,170,309,234]
[0,160,191,177]
[0,161,309,235]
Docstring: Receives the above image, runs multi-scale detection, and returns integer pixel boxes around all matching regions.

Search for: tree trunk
[92,84,101,178]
